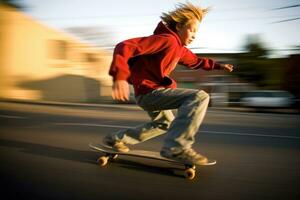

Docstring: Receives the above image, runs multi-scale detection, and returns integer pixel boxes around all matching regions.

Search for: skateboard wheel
[97,156,109,166]
[184,168,196,180]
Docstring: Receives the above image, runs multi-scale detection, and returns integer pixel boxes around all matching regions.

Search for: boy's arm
[109,35,175,81]
[112,80,130,101]
[179,48,233,72]
[109,35,175,101]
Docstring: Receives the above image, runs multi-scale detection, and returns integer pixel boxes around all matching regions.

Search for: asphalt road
[0,102,299,200]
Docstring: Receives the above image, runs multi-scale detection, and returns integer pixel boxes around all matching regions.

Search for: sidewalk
[0,98,299,114]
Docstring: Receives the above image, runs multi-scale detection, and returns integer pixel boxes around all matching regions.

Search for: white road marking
[0,115,28,119]
[53,122,300,140]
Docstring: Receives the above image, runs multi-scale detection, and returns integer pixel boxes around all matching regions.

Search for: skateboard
[89,143,216,180]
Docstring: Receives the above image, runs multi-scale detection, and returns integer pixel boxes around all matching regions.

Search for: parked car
[240,90,295,108]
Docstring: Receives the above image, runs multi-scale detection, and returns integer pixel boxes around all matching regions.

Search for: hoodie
[109,21,222,96]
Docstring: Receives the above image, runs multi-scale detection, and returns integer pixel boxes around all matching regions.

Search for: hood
[153,21,182,45]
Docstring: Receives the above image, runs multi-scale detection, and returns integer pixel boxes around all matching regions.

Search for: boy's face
[176,19,200,46]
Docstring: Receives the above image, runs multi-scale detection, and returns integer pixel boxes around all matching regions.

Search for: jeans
[109,88,210,151]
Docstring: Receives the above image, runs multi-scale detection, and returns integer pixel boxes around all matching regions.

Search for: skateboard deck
[89,143,216,180]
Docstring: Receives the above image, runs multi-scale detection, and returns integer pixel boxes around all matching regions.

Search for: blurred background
[1,0,300,111]
[1,1,300,199]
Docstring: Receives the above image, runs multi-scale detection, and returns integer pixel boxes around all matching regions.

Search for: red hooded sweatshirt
[109,21,222,96]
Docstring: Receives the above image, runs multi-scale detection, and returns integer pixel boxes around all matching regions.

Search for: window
[48,40,67,60]
[85,53,98,63]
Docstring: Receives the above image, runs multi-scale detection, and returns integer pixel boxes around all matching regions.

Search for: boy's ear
[175,23,183,31]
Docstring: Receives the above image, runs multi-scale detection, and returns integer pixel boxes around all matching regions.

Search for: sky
[20,0,300,57]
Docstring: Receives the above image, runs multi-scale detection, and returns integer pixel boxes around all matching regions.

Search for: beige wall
[0,4,113,102]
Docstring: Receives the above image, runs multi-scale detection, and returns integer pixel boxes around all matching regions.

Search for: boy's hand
[221,64,234,72]
[112,80,130,101]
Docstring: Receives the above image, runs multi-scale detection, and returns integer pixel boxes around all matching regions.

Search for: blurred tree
[236,34,275,87]
[0,0,25,9]
[243,34,269,59]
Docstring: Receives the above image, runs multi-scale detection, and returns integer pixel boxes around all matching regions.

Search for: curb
[0,99,142,111]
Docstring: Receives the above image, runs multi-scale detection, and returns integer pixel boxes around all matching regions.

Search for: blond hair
[161,2,209,30]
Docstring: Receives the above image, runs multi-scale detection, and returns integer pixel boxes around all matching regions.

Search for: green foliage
[236,34,286,88]
[243,34,269,59]
[0,0,24,9]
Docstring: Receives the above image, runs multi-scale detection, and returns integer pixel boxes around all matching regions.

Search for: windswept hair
[161,2,209,30]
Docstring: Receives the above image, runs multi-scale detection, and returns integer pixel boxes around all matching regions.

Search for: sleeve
[109,34,175,81]
[179,48,222,71]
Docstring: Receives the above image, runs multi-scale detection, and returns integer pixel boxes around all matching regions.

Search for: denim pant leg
[137,88,210,151]
[113,109,174,145]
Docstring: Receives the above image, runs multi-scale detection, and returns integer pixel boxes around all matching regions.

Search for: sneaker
[160,148,208,165]
[103,135,129,153]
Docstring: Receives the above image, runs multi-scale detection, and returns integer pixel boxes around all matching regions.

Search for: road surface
[0,102,299,200]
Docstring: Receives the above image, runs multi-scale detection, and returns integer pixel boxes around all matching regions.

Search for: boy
[104,2,233,165]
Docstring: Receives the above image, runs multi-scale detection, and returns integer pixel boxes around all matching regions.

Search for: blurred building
[283,54,300,108]
[0,4,113,103]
